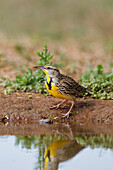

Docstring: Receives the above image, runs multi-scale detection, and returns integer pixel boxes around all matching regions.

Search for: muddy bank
[0,121,113,136]
[0,93,113,124]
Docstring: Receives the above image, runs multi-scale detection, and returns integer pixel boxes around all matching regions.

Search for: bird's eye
[47,67,50,69]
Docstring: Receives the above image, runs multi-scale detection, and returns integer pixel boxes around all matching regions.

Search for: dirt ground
[0,92,113,124]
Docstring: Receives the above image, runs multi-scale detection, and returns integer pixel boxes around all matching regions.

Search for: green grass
[0,44,53,94]
[0,45,113,99]
[79,64,113,99]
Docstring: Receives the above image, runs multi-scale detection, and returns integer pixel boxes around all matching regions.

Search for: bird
[34,65,87,118]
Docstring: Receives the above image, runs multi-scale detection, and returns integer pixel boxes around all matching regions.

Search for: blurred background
[0,0,113,79]
[0,0,113,41]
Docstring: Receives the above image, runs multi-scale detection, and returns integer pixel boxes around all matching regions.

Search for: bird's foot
[61,112,71,118]
[50,104,60,110]
[61,101,75,118]
[50,100,67,110]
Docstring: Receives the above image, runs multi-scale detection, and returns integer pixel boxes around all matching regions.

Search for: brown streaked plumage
[55,74,87,99]
[34,65,87,118]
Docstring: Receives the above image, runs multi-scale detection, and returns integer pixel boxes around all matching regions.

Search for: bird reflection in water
[43,138,84,170]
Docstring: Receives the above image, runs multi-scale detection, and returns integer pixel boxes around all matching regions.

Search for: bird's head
[34,65,60,78]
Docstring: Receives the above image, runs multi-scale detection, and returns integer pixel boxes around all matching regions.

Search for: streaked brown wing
[57,74,87,97]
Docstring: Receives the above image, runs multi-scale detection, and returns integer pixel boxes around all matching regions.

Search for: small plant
[79,64,113,99]
[0,44,53,94]
[36,44,53,66]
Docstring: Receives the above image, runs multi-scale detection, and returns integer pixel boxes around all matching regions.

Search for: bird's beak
[33,65,43,69]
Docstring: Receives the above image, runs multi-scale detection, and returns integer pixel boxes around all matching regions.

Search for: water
[59,148,113,170]
[0,123,113,170]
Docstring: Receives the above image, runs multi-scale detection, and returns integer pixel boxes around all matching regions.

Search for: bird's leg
[50,100,67,109]
[62,101,75,118]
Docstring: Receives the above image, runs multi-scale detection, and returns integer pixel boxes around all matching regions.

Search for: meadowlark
[34,65,87,118]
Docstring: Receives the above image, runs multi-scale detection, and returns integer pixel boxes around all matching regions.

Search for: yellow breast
[45,75,72,100]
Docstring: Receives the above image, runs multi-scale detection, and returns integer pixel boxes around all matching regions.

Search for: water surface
[0,123,113,170]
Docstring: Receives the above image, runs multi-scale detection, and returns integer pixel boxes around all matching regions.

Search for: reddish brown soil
[0,93,113,125]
